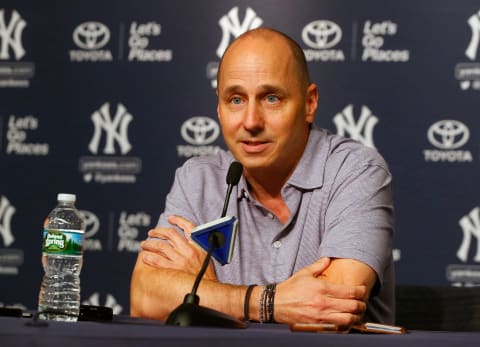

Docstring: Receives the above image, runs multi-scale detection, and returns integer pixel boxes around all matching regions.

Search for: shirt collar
[235,127,328,199]
[237,175,251,201]
[287,127,327,190]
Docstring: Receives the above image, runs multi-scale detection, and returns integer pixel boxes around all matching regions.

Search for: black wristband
[244,284,256,321]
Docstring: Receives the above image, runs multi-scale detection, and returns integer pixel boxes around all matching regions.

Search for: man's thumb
[311,257,331,277]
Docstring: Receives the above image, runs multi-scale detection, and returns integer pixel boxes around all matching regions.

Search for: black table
[1,315,479,347]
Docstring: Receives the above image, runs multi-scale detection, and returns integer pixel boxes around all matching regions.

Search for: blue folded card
[190,216,238,265]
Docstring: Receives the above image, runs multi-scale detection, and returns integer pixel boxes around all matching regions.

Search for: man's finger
[167,215,196,238]
[147,227,168,239]
[322,281,367,301]
[309,257,331,277]
[141,250,171,267]
[148,227,189,249]
[322,296,366,315]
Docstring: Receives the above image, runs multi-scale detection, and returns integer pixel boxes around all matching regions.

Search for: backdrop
[1,0,480,315]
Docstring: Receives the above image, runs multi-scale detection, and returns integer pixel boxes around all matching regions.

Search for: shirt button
[267,212,275,219]
[273,241,282,249]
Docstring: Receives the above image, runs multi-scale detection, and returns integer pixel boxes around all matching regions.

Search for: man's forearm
[130,255,247,320]
[130,254,369,326]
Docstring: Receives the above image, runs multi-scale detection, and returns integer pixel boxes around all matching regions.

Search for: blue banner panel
[1,0,480,314]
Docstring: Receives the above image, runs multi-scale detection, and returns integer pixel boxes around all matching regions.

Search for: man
[130,27,395,327]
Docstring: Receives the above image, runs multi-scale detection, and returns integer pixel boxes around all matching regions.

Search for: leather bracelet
[244,284,256,322]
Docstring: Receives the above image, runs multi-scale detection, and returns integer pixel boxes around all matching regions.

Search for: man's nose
[243,102,264,132]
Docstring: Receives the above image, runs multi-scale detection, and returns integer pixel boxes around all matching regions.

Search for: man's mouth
[240,140,269,153]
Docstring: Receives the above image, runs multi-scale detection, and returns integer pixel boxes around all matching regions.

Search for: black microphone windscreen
[226,161,243,186]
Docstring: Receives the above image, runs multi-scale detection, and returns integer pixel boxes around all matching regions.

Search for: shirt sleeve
[156,156,228,231]
[319,148,395,286]
[156,163,201,230]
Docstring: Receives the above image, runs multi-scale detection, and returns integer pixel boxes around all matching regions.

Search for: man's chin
[230,149,274,170]
[237,158,271,173]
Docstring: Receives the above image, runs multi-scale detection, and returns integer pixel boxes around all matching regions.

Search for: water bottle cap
[57,193,76,203]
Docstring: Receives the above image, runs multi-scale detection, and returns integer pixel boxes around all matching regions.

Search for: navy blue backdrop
[1,0,480,315]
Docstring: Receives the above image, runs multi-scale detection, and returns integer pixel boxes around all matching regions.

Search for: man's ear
[305,83,319,124]
[216,87,222,120]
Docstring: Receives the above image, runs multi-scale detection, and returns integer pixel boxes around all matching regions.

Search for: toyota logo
[79,210,100,238]
[302,20,342,49]
[427,120,470,149]
[181,117,220,145]
[73,22,110,50]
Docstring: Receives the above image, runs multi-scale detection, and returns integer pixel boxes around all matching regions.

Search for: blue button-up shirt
[158,127,395,323]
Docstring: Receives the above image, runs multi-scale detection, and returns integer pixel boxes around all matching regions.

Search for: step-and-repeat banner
[1,0,480,314]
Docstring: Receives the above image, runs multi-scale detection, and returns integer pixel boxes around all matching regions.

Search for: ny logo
[82,292,123,315]
[0,195,15,247]
[457,207,480,262]
[89,103,132,155]
[78,210,100,238]
[465,10,480,60]
[0,9,26,60]
[216,6,263,58]
[333,105,378,148]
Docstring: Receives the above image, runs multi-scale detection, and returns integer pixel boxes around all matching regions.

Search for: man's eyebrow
[220,84,287,96]
[257,84,286,94]
[220,85,244,96]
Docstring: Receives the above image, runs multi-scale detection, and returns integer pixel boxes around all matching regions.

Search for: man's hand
[139,215,217,281]
[274,258,370,329]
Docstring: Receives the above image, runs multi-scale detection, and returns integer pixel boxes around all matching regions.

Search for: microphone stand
[166,161,246,328]
[165,231,247,328]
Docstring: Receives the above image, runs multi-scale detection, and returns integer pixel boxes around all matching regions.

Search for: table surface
[1,315,479,347]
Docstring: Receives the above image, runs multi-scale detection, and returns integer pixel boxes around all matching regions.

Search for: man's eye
[266,95,279,103]
[230,97,242,104]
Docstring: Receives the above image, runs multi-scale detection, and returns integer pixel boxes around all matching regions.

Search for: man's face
[217,36,317,176]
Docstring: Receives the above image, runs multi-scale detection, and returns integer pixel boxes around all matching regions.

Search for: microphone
[166,161,246,328]
[221,161,243,218]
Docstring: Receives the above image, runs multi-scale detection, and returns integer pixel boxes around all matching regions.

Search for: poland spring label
[42,229,84,255]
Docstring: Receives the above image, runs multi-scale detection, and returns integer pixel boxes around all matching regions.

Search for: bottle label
[42,229,84,255]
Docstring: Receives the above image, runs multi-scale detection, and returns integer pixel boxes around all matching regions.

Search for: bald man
[130,28,395,327]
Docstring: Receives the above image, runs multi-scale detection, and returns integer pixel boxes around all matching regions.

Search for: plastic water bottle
[38,193,85,321]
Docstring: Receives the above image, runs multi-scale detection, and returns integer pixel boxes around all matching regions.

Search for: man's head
[216,28,318,181]
[217,28,311,89]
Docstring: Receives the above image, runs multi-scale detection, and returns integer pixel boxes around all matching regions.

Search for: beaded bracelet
[259,283,277,323]
[259,286,267,323]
